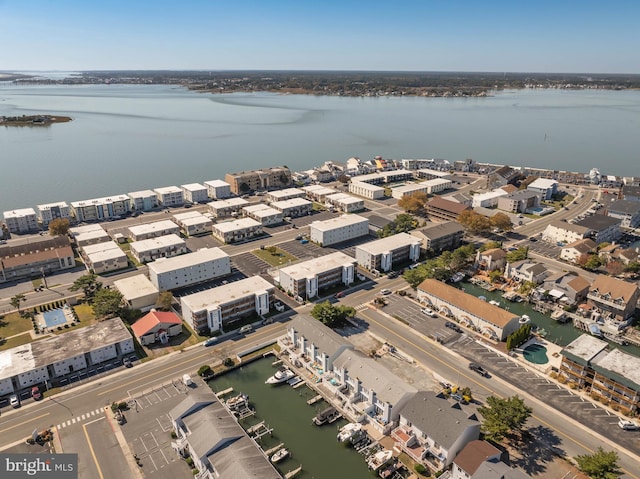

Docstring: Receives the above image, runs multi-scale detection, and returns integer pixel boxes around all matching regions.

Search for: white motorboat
[489,300,500,306]
[367,449,393,471]
[226,393,249,411]
[519,314,531,324]
[450,272,465,283]
[266,367,296,385]
[337,422,362,442]
[270,447,290,463]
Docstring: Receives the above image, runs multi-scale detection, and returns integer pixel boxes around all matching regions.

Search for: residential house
[475,248,507,272]
[131,311,183,346]
[586,274,639,323]
[542,272,590,304]
[452,440,530,479]
[560,238,597,263]
[504,261,550,284]
[542,221,590,245]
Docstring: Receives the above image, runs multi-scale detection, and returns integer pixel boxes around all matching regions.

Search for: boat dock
[292,379,307,389]
[247,420,273,440]
[216,387,234,397]
[264,443,285,456]
[307,394,323,405]
[236,407,256,419]
[284,465,303,479]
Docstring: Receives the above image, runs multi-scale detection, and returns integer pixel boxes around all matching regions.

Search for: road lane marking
[82,418,105,479]
[0,413,50,434]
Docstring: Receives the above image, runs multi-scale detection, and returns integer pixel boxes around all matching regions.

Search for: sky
[1,0,639,74]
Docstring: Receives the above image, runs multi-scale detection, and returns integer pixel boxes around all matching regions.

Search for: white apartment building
[82,241,129,274]
[74,227,111,248]
[400,159,444,170]
[130,234,187,264]
[309,214,369,247]
[355,233,421,272]
[527,178,559,200]
[204,179,231,200]
[471,189,509,208]
[128,219,180,241]
[113,274,159,312]
[128,190,157,212]
[302,184,337,202]
[71,194,130,222]
[172,211,213,237]
[354,169,414,185]
[542,221,590,245]
[181,183,208,204]
[180,276,274,334]
[348,181,385,199]
[154,186,184,207]
[208,197,249,218]
[391,183,429,200]
[37,202,72,226]
[266,187,306,203]
[3,208,39,233]
[277,252,356,300]
[69,223,104,237]
[271,197,312,218]
[211,218,263,244]
[325,193,365,213]
[242,204,283,226]
[415,168,452,180]
[148,247,231,291]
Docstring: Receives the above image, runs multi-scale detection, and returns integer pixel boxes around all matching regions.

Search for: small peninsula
[0,115,73,126]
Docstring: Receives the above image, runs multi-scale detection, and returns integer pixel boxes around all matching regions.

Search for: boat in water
[337,422,362,442]
[270,447,290,463]
[266,367,296,385]
[503,291,524,302]
[589,323,603,337]
[489,300,500,306]
[450,272,465,283]
[519,314,531,325]
[367,449,393,471]
[313,406,341,426]
[226,393,249,411]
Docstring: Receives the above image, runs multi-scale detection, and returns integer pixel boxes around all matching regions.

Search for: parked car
[9,394,20,408]
[274,301,285,312]
[203,337,218,347]
[31,386,42,401]
[469,363,489,377]
[123,357,133,368]
[334,291,345,298]
[380,289,391,295]
[618,419,640,431]
[387,271,398,279]
[445,322,463,333]
[421,308,437,317]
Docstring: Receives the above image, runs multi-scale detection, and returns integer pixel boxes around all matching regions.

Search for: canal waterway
[459,282,640,357]
[209,357,372,479]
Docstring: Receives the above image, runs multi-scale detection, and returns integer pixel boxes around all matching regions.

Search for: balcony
[586,293,626,310]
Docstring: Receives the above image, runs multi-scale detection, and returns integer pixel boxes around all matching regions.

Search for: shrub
[568,382,577,390]
[185,457,194,467]
[192,469,199,476]
[557,375,567,384]
[415,464,428,475]
[222,358,235,368]
[197,365,212,377]
[170,431,177,439]
[549,371,558,379]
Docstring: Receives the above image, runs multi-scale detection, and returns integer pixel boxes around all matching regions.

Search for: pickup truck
[469,363,489,377]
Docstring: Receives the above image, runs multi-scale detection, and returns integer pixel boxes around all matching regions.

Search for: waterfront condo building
[37,202,72,226]
[527,178,559,200]
[271,198,312,218]
[266,187,306,203]
[181,183,208,204]
[0,236,75,283]
[113,274,159,312]
[180,276,274,334]
[71,194,130,222]
[128,220,180,241]
[309,214,369,247]
[277,251,356,300]
[172,211,213,237]
[354,169,414,185]
[348,181,385,199]
[409,221,465,254]
[130,234,187,264]
[586,274,640,323]
[207,197,249,218]
[242,204,283,226]
[325,193,365,213]
[204,179,231,200]
[3,208,39,233]
[225,166,291,194]
[355,233,421,273]
[127,190,158,212]
[147,247,231,291]
[154,186,184,207]
[211,218,263,244]
[0,318,134,397]
[607,200,640,228]
[82,241,129,274]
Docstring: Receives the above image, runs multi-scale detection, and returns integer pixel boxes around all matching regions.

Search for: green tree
[625,261,640,273]
[518,280,536,296]
[479,241,502,252]
[310,300,356,327]
[239,182,250,193]
[584,254,603,271]
[398,192,428,215]
[458,210,491,234]
[490,212,513,232]
[155,291,174,311]
[575,447,620,479]
[91,288,123,319]
[48,218,70,236]
[10,293,26,315]
[488,270,503,283]
[70,273,102,300]
[506,247,528,263]
[477,395,533,442]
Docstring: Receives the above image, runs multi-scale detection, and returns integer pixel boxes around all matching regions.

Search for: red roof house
[131,311,183,346]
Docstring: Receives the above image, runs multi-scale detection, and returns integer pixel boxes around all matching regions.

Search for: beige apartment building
[225,166,291,194]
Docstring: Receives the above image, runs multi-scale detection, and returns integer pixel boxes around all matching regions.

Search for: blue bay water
[1,84,639,213]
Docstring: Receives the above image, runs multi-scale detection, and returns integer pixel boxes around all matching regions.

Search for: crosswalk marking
[355,303,368,311]
[55,408,104,430]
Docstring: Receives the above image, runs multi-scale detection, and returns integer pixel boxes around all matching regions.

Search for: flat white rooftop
[392,183,428,194]
[204,179,230,187]
[268,187,305,199]
[181,183,206,192]
[243,204,281,217]
[593,348,640,389]
[271,198,312,209]
[154,186,182,194]
[417,168,451,178]
[474,190,509,200]
[279,251,355,280]
[356,233,420,255]
[173,211,212,227]
[128,189,156,198]
[326,193,363,204]
[423,178,452,186]
[37,201,69,210]
[350,182,384,191]
[85,246,128,263]
[310,214,368,232]
[75,229,111,243]
[213,218,261,232]
[82,240,121,255]
[209,197,249,209]
[131,234,185,251]
[353,169,413,183]
[563,335,609,362]
[70,224,105,237]
[302,185,336,196]
[3,208,36,218]
[113,274,158,299]
[148,247,229,274]
[529,178,559,189]
[181,276,273,310]
[129,220,178,236]
[71,194,128,207]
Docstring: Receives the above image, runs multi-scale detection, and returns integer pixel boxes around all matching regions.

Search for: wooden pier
[264,443,284,456]
[307,394,323,405]
[247,421,273,439]
[293,379,307,389]
[216,387,234,397]
[284,465,302,479]
[236,407,256,420]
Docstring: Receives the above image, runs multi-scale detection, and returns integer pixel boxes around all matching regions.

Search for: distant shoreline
[0,115,73,126]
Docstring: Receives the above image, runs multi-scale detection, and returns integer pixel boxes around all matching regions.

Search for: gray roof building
[288,315,354,364]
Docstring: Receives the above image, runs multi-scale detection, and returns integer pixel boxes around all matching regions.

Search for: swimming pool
[42,309,68,328]
[523,344,549,365]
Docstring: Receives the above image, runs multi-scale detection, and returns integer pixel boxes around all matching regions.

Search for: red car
[334,292,345,298]
[31,386,42,400]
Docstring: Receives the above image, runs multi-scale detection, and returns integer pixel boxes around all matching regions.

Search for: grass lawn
[73,303,97,326]
[312,202,326,211]
[0,333,34,351]
[253,247,298,267]
[0,311,33,338]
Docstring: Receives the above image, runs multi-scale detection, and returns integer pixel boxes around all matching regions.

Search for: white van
[240,325,253,334]
[182,374,193,386]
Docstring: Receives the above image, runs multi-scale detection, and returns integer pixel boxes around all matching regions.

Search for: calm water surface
[1,84,639,212]
[210,357,371,479]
